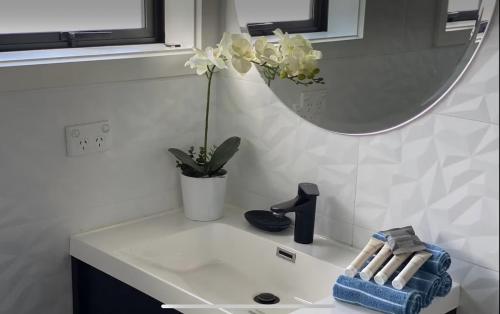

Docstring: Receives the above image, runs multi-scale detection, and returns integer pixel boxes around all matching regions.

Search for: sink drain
[254,293,280,305]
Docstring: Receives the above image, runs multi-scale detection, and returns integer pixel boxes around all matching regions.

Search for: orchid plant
[169,30,324,178]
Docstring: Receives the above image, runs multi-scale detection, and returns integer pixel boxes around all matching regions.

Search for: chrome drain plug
[254,293,280,305]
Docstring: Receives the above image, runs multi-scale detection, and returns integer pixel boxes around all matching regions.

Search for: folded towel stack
[334,267,452,313]
[333,234,453,314]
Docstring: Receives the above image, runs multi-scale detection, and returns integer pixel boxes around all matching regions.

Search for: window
[446,0,480,32]
[0,0,164,52]
[241,0,329,36]
[434,0,480,47]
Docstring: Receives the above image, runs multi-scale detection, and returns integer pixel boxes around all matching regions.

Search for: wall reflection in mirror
[235,0,497,135]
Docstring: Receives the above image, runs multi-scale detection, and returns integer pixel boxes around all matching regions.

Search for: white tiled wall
[216,11,499,314]
[0,76,206,314]
[0,7,497,314]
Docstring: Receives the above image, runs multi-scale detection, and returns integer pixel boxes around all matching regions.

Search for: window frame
[447,10,480,23]
[0,0,165,52]
[246,0,329,37]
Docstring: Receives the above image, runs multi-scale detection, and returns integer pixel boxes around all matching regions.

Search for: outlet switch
[65,120,111,157]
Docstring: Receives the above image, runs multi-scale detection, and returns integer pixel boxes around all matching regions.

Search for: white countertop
[70,206,460,314]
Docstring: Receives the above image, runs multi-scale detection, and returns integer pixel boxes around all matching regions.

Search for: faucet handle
[271,197,299,213]
[270,183,319,214]
[298,183,320,198]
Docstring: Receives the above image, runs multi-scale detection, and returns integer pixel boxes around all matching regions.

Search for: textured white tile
[449,259,500,314]
[356,115,499,271]
[226,182,274,211]
[316,215,354,246]
[216,77,359,240]
[437,15,499,125]
[352,225,378,250]
[0,76,205,314]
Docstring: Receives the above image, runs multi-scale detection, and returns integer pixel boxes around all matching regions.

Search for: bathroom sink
[115,223,342,311]
[71,207,460,314]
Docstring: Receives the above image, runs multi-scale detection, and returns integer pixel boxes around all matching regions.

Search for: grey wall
[216,8,499,314]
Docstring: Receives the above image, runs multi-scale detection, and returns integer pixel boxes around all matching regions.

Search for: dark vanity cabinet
[72,258,180,314]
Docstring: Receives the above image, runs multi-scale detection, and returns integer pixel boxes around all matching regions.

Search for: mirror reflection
[235,0,496,134]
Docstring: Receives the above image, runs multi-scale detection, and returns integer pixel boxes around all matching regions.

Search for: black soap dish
[244,210,292,232]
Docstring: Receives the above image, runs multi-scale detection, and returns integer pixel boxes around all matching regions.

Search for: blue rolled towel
[400,270,453,306]
[421,243,452,275]
[374,233,451,275]
[437,273,453,297]
[397,269,441,308]
[334,275,424,314]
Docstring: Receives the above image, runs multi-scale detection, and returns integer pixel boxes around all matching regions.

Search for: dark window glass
[247,0,329,37]
[0,0,164,52]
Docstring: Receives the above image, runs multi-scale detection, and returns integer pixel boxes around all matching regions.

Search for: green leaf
[168,148,205,175]
[207,137,241,175]
[180,164,205,178]
[215,169,228,177]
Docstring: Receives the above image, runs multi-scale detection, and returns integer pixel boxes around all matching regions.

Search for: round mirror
[234,0,498,135]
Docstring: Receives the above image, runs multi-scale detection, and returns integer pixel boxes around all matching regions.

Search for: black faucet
[270,183,320,244]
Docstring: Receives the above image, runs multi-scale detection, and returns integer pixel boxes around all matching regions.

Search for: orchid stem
[204,65,215,164]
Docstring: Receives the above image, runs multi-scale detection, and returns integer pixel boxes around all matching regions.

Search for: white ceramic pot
[180,173,227,221]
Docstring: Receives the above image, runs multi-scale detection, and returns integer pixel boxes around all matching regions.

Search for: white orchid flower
[283,51,321,79]
[275,29,313,56]
[206,47,227,70]
[254,37,282,67]
[185,49,211,75]
[272,29,322,80]
[220,32,256,74]
[184,29,323,85]
[185,47,227,76]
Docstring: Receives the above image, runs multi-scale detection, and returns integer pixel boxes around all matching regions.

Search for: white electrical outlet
[65,121,111,157]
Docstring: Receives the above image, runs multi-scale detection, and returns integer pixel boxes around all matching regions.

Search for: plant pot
[180,173,227,221]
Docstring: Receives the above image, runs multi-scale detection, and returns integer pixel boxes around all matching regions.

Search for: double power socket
[65,120,112,157]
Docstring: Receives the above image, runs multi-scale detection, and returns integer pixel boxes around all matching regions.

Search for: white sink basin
[71,207,460,314]
[116,223,342,311]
